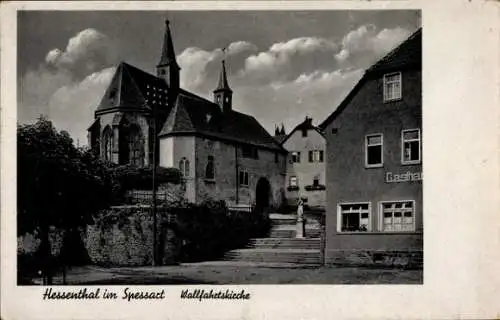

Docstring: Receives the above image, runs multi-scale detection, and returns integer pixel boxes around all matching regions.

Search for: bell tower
[156,20,180,91]
[213,53,233,113]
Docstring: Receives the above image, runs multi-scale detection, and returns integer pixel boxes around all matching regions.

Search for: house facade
[281,117,326,209]
[320,29,422,264]
[88,21,287,208]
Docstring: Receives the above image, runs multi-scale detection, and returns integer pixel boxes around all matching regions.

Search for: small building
[320,29,422,265]
[280,117,326,209]
[88,21,287,208]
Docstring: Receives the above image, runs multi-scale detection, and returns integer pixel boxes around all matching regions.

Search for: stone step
[224,248,321,265]
[269,226,321,238]
[248,238,320,249]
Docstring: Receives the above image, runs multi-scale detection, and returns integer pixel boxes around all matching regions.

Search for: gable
[283,128,325,151]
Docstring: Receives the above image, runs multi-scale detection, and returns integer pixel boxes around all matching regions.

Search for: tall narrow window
[365,134,383,167]
[402,129,421,164]
[383,72,402,102]
[128,125,144,166]
[102,126,113,162]
[302,129,308,137]
[291,151,301,163]
[179,157,190,178]
[205,156,215,179]
[239,170,249,186]
[289,176,298,187]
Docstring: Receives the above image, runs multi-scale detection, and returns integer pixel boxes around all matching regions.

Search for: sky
[17,10,420,145]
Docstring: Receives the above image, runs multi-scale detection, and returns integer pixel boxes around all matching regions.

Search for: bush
[174,200,271,262]
[107,164,182,202]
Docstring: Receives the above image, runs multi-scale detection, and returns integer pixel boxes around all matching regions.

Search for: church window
[128,125,144,166]
[205,156,215,180]
[179,157,190,178]
[102,126,113,162]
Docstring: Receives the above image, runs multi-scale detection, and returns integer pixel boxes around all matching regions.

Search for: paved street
[29,263,423,285]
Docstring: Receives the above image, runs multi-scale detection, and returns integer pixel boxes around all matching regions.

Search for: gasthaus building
[320,29,422,266]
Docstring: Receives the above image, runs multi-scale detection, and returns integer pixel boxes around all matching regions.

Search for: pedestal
[296,217,305,238]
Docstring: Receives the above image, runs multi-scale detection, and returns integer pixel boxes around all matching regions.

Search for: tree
[17,117,114,284]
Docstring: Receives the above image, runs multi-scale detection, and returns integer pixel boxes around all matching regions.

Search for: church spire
[157,20,180,90]
[215,58,231,91]
[213,50,233,113]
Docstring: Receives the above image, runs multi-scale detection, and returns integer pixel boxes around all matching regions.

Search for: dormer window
[383,72,402,102]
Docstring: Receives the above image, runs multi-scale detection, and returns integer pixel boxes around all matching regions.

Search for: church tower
[213,56,233,113]
[157,20,180,91]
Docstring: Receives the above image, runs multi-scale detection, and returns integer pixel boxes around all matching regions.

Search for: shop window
[380,201,415,232]
[291,151,301,163]
[205,156,215,180]
[239,170,249,186]
[338,203,371,232]
[365,134,383,167]
[179,157,190,178]
[402,129,421,164]
[383,72,402,102]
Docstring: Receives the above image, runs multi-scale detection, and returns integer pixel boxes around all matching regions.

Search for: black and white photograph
[15,9,423,286]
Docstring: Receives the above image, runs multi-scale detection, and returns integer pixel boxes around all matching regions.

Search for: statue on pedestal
[296,199,305,238]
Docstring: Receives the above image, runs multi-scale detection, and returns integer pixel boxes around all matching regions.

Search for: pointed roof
[367,28,421,74]
[279,117,325,145]
[214,59,231,92]
[159,90,284,152]
[319,28,422,130]
[96,62,169,115]
[157,20,179,69]
[159,95,195,135]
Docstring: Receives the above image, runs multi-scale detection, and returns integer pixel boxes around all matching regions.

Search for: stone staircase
[222,213,323,266]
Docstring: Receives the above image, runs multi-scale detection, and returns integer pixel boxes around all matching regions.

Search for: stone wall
[84,206,179,266]
[194,137,286,207]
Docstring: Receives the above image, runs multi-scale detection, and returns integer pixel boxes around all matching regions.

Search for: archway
[255,177,272,212]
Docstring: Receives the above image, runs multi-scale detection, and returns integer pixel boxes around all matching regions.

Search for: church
[87,21,287,208]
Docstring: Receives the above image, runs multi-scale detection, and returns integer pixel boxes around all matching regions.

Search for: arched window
[118,122,144,166]
[128,125,144,166]
[179,157,190,178]
[102,126,113,162]
[205,155,215,179]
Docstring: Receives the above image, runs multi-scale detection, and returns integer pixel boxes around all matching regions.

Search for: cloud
[177,40,257,91]
[45,28,117,77]
[240,36,338,83]
[19,28,118,145]
[227,41,257,55]
[233,68,364,133]
[335,25,412,67]
[47,67,116,145]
